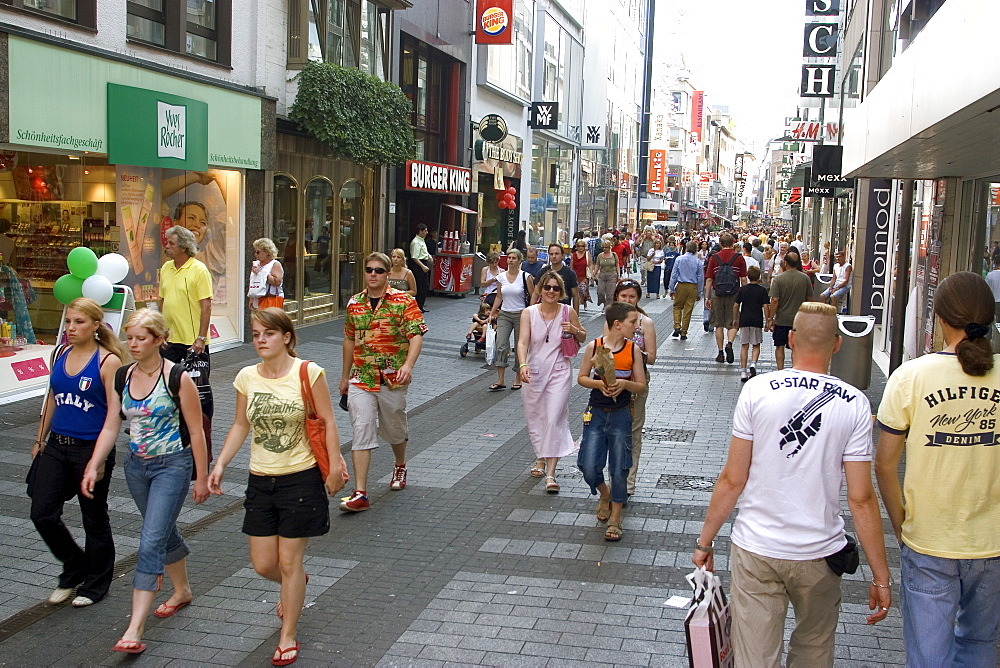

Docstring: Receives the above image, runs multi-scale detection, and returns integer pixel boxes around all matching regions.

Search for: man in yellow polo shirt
[158,225,213,361]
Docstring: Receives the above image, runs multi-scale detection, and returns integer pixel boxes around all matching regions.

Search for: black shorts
[772,325,792,347]
[242,467,330,538]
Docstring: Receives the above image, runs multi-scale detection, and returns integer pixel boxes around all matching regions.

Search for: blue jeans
[577,406,632,503]
[900,543,1000,668]
[124,449,192,591]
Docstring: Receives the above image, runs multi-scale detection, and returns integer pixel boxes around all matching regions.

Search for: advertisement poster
[116,167,235,305]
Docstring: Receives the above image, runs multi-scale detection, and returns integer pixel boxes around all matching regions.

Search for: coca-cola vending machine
[432,203,478,296]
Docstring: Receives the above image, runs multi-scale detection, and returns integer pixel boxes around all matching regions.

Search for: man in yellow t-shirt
[158,226,213,361]
[875,271,1000,667]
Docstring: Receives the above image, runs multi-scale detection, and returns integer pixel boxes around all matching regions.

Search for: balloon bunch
[496,185,517,210]
[53,248,130,306]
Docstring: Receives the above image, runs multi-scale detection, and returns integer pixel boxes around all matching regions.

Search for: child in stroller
[461,301,491,357]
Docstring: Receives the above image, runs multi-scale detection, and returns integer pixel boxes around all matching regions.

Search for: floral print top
[344,288,427,392]
[121,372,185,456]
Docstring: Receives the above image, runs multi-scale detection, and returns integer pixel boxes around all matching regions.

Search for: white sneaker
[740,369,749,383]
[48,587,74,605]
[72,596,95,607]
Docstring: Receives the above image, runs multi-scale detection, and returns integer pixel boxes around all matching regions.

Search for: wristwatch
[695,540,714,553]
[196,336,207,342]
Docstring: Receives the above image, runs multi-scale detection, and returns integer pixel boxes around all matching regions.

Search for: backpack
[115,363,190,448]
[711,252,740,297]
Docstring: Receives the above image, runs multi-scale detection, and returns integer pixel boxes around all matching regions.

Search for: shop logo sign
[157,101,187,160]
[528,102,558,130]
[476,0,513,44]
[481,6,508,36]
[587,126,602,144]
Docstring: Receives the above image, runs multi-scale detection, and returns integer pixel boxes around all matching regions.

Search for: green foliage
[290,62,415,166]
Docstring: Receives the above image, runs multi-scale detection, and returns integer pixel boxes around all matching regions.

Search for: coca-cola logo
[460,262,473,283]
[437,261,452,290]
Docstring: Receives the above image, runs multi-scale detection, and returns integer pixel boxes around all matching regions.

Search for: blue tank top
[50,347,109,440]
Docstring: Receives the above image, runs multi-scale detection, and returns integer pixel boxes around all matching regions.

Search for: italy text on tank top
[50,347,109,440]
[121,371,185,456]
[589,337,635,409]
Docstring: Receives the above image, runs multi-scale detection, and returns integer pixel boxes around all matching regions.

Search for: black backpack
[711,252,740,297]
[115,363,190,448]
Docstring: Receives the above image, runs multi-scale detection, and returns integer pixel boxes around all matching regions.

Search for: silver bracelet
[871,580,891,588]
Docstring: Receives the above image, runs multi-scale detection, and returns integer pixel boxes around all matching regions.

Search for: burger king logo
[481,7,509,36]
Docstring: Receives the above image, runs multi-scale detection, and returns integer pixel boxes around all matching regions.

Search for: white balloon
[96,253,130,284]
[82,275,115,306]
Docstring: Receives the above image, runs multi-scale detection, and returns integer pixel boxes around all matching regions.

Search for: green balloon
[53,274,85,305]
[67,246,99,278]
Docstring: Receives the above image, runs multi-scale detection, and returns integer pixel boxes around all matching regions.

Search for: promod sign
[476,0,513,45]
[406,160,471,195]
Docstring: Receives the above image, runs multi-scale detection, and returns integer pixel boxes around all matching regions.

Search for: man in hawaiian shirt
[338,252,427,512]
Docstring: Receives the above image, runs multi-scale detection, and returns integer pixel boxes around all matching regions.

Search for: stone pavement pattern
[0,285,905,666]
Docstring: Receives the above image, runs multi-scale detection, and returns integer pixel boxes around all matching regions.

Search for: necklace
[136,360,162,378]
[539,305,560,343]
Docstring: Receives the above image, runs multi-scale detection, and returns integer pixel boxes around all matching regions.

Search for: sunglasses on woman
[541,284,561,292]
[364,266,387,274]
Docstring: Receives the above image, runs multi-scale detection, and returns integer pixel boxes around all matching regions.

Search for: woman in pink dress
[516,270,587,492]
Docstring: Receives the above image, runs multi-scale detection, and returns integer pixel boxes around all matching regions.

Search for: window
[288,0,389,76]
[400,36,446,162]
[125,0,232,65]
[485,0,533,100]
[1,0,96,27]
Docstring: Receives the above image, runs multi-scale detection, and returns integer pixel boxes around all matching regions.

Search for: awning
[442,203,478,215]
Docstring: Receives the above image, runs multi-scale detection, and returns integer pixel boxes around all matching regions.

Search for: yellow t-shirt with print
[233,358,324,476]
[877,352,1000,559]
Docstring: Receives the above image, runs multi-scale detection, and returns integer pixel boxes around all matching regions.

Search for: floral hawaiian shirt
[344,288,427,392]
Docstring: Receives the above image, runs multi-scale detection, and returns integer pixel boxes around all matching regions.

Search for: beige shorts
[347,384,409,450]
[739,326,763,345]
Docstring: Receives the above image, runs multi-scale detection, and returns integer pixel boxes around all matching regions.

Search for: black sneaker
[704,322,711,332]
[680,335,687,340]
[725,343,734,364]
[749,366,757,378]
[715,351,725,363]
[671,329,681,339]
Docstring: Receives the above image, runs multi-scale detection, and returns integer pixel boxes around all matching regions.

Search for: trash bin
[814,273,833,301]
[829,315,876,390]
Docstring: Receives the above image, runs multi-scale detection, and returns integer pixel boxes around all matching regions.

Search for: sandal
[596,496,611,522]
[529,460,546,478]
[545,475,560,494]
[604,521,623,542]
[488,383,506,391]
[272,641,300,666]
[510,384,522,390]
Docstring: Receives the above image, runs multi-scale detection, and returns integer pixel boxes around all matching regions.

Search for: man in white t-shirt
[693,302,891,667]
[791,232,805,253]
[821,251,852,311]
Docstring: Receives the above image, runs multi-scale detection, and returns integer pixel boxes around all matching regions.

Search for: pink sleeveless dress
[521,305,577,458]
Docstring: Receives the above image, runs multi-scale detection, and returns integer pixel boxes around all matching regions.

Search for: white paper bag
[685,567,734,668]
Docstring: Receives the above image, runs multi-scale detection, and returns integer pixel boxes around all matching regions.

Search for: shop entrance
[338,180,365,308]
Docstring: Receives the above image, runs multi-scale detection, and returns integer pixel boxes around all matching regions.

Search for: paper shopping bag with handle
[684,566,734,668]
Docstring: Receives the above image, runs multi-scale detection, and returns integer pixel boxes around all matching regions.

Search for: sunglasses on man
[365,266,387,274]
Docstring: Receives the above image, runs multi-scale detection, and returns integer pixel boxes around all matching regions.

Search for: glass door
[338,180,364,308]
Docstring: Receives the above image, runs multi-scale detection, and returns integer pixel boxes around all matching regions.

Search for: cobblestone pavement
[0,283,906,666]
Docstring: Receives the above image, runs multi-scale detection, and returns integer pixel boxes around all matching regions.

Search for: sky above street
[654,0,805,156]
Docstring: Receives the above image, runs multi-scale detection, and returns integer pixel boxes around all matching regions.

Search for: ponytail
[934,272,995,376]
[97,322,130,363]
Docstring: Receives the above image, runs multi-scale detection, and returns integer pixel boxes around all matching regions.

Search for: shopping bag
[484,323,497,366]
[684,567,734,668]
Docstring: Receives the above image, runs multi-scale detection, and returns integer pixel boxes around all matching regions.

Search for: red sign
[406,160,472,195]
[476,0,513,45]
[691,91,704,142]
[12,357,49,381]
[648,149,666,193]
[699,172,716,183]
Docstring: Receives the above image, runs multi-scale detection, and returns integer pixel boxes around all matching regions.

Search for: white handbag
[247,260,274,298]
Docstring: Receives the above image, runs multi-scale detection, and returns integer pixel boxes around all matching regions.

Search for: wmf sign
[801,1,839,98]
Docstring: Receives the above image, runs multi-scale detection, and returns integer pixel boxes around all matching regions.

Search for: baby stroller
[460,300,491,357]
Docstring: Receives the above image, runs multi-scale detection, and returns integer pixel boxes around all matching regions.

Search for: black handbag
[825,533,860,576]
[25,455,40,498]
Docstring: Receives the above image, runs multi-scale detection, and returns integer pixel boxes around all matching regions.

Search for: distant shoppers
[249,238,285,311]
[387,248,417,297]
[668,241,704,339]
[521,245,545,280]
[741,242,760,273]
[767,249,813,370]
[820,251,852,312]
[662,239,680,297]
[636,229,654,289]
[535,244,580,312]
[606,280,656,498]
[577,302,646,541]
[705,233,748,364]
[694,302,891,667]
[488,249,534,391]
[408,223,432,312]
[516,270,585,492]
[986,258,1000,322]
[209,308,344,667]
[732,266,769,382]
[875,271,1000,668]
[31,298,127,608]
[594,240,620,307]
[339,252,426,512]
[571,239,594,310]
[81,309,210,655]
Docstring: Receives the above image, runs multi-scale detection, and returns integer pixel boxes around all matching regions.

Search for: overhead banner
[476,0,513,45]
[811,144,855,188]
[690,92,704,142]
[648,149,666,193]
[859,179,892,325]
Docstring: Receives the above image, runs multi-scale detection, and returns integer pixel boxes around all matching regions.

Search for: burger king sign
[476,0,513,45]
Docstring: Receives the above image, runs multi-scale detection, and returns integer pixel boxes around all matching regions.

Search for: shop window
[1,0,96,27]
[338,179,364,308]
[289,0,376,71]
[304,178,334,298]
[484,0,533,100]
[126,0,231,66]
[400,36,447,162]
[359,1,389,80]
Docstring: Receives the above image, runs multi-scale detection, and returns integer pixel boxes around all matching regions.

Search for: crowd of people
[23,221,999,668]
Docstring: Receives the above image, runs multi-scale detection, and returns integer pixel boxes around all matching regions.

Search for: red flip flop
[153,600,191,618]
[271,641,299,666]
[112,638,147,654]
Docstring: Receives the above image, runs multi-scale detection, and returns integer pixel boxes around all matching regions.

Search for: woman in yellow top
[208,308,344,666]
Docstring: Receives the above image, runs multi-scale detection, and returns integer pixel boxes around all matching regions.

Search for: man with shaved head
[692,302,892,667]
